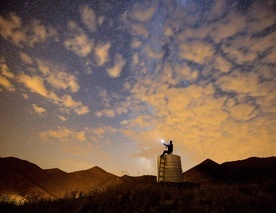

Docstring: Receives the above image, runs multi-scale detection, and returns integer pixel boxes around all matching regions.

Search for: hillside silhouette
[0,156,275,212]
[0,156,275,210]
[0,157,117,199]
[183,157,276,185]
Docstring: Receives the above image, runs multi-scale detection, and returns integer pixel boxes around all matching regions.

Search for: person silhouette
[160,140,173,157]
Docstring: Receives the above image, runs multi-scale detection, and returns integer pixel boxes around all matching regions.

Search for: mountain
[183,157,276,185]
[0,157,116,199]
[0,157,64,199]
[183,159,224,184]
[1,156,275,202]
[221,157,276,183]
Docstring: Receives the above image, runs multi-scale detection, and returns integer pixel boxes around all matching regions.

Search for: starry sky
[0,0,275,176]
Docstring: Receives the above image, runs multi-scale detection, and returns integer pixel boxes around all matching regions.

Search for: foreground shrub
[0,181,275,213]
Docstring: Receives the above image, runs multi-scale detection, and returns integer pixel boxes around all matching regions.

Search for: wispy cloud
[64,21,93,57]
[32,104,46,115]
[17,72,89,115]
[132,3,156,22]
[107,54,126,78]
[20,52,33,64]
[18,73,49,97]
[0,13,57,47]
[40,127,70,140]
[58,115,67,121]
[95,42,111,66]
[0,56,15,91]
[80,5,97,32]
[130,23,149,38]
[36,59,80,92]
[40,127,86,142]
[60,95,89,115]
[179,40,214,63]
[40,125,118,145]
[0,75,15,91]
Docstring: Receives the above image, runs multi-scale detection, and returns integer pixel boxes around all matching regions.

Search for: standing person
[160,140,173,157]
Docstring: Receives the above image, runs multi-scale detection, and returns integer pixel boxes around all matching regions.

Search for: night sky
[0,0,275,176]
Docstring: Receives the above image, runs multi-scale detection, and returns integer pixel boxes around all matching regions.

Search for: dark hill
[1,156,275,202]
[221,157,276,183]
[183,158,224,184]
[0,157,63,199]
[183,156,276,185]
[0,157,116,199]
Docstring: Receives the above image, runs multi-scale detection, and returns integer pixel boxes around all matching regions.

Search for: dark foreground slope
[0,156,275,212]
[183,157,276,185]
[1,180,275,213]
[0,157,116,199]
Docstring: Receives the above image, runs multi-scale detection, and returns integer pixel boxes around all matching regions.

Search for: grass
[0,181,275,213]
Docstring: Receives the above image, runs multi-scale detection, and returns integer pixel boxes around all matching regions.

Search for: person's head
[170,140,173,144]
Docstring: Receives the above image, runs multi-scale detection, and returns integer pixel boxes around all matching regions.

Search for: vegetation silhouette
[1,180,275,212]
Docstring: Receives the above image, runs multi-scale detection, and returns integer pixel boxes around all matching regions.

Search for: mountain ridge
[0,157,117,199]
[1,156,275,201]
[183,156,276,185]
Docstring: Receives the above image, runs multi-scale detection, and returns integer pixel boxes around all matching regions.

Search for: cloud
[0,75,15,91]
[22,94,29,99]
[107,54,126,78]
[95,42,111,66]
[94,88,131,118]
[36,59,80,92]
[202,0,227,22]
[64,21,93,57]
[27,20,58,46]
[0,56,15,91]
[80,5,97,32]
[32,104,46,115]
[41,125,118,144]
[132,4,156,22]
[132,53,139,66]
[209,11,246,43]
[0,13,25,46]
[131,38,143,48]
[98,16,105,25]
[18,72,89,115]
[179,40,214,64]
[225,103,258,122]
[0,56,15,79]
[18,73,49,97]
[0,13,57,47]
[221,32,275,65]
[64,34,93,57]
[174,64,199,81]
[146,45,164,59]
[213,56,232,73]
[58,115,67,121]
[20,52,33,64]
[216,70,264,97]
[60,95,90,115]
[246,0,275,34]
[95,109,115,118]
[40,127,86,142]
[95,101,130,118]
[48,72,79,92]
[130,23,149,38]
[89,125,117,142]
